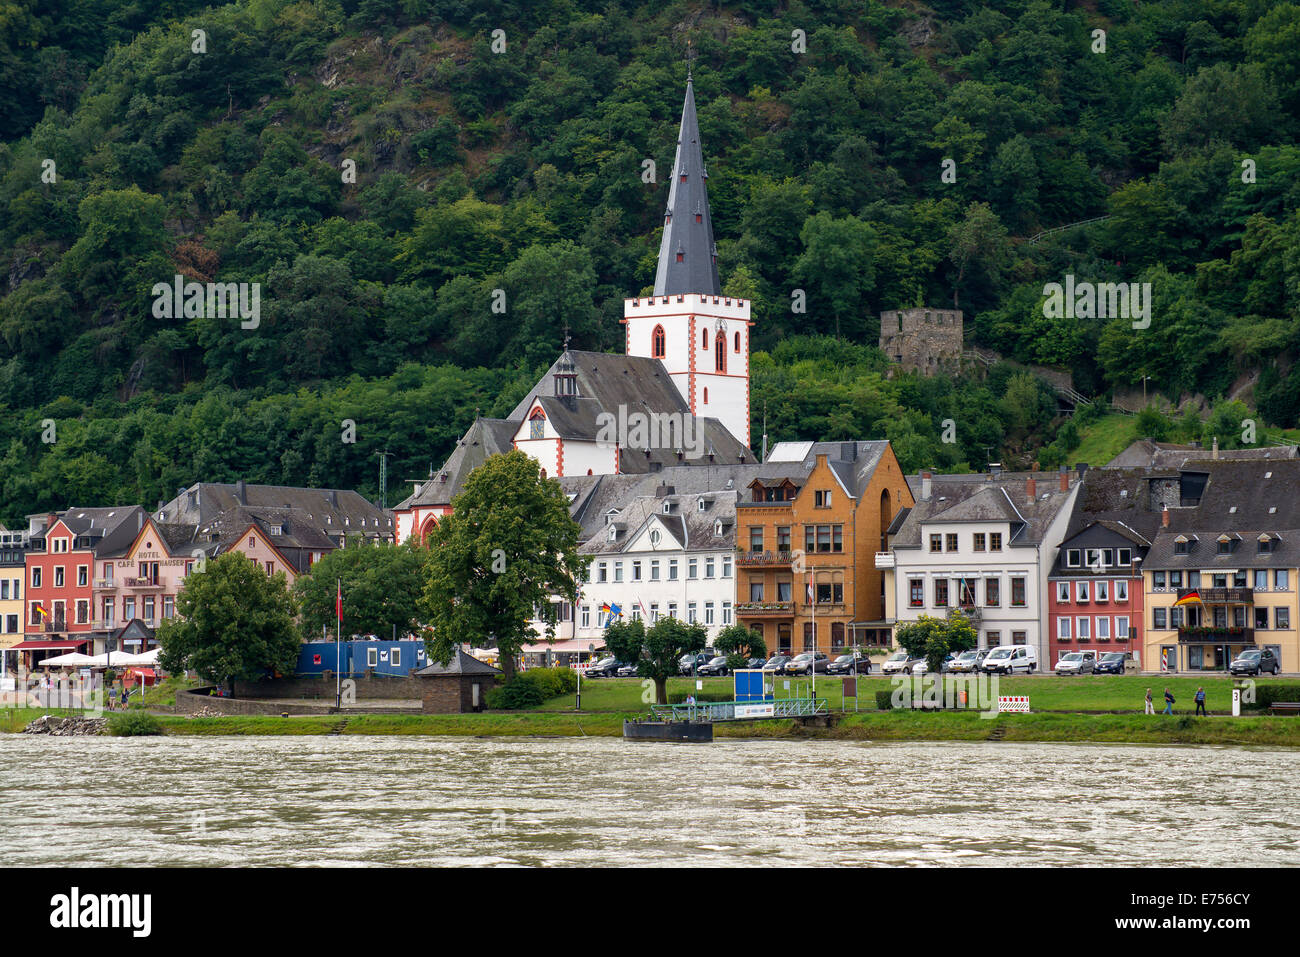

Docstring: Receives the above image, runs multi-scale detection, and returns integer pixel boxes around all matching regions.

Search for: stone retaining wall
[233,673,429,700]
[176,687,338,716]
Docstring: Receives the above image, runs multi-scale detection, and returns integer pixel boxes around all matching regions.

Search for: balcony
[874,551,894,569]
[1178,626,1254,644]
[1195,588,1253,604]
[92,578,116,590]
[121,577,162,589]
[41,620,68,633]
[736,601,794,617]
[735,549,796,568]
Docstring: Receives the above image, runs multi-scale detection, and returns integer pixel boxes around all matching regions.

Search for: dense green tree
[294,540,430,641]
[894,611,978,674]
[420,449,588,682]
[156,551,299,692]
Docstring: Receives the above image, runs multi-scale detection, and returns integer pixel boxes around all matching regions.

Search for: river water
[1,736,1296,866]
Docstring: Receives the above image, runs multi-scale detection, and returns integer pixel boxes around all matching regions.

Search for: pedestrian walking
[1163,687,1175,714]
[1195,686,1207,716]
[1144,688,1154,715]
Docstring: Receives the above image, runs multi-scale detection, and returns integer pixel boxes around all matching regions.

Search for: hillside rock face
[23,715,107,736]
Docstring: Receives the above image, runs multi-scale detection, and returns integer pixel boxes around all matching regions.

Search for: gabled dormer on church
[623,75,753,451]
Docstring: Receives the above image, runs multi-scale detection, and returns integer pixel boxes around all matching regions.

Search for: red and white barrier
[997,696,1030,713]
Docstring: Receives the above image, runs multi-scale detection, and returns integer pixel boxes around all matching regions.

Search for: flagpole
[335,578,341,711]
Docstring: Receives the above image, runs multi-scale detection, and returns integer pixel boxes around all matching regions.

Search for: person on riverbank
[1163,687,1175,714]
[1145,688,1154,714]
[1195,687,1207,716]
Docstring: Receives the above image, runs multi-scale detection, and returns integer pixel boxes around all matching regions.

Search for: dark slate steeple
[653,76,721,297]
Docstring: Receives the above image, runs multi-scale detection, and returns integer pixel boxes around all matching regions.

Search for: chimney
[1161,505,1170,528]
[1026,477,1037,501]
[1212,436,1219,460]
[921,471,932,502]
[235,479,247,505]
[1059,466,1068,492]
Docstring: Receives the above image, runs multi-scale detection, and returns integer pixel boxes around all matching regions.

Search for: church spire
[653,76,721,297]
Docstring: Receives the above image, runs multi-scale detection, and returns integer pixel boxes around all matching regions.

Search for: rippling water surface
[1,736,1296,866]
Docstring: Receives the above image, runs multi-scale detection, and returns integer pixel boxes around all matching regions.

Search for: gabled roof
[927,486,1023,525]
[653,77,721,297]
[159,482,392,537]
[394,417,517,510]
[415,648,502,677]
[893,472,1076,549]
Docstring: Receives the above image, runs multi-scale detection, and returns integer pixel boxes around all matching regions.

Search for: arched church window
[715,331,727,373]
[652,325,666,358]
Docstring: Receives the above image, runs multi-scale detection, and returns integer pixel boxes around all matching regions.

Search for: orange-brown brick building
[735,441,913,654]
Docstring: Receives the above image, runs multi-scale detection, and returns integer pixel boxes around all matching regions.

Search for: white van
[980,644,1038,674]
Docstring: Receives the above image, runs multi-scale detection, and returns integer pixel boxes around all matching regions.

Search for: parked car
[1229,648,1281,676]
[911,653,957,674]
[745,657,767,670]
[697,655,731,677]
[949,649,987,673]
[1055,652,1094,676]
[678,651,715,675]
[827,653,872,675]
[1094,652,1129,675]
[616,662,641,678]
[761,655,793,674]
[785,652,830,675]
[585,657,620,678]
[881,651,917,675]
[981,645,1038,674]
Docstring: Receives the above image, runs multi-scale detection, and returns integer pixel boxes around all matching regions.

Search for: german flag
[1173,591,1202,607]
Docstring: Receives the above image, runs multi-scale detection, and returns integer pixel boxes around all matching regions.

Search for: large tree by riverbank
[156,552,300,692]
[294,539,430,641]
[420,449,588,682]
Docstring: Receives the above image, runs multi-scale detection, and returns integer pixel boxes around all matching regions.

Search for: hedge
[1250,683,1300,709]
[485,667,578,709]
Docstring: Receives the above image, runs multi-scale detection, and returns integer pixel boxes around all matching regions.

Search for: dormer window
[1066,549,1081,567]
[1259,534,1275,554]
[714,519,723,535]
[608,525,617,542]
[697,497,706,512]
[1174,536,1190,555]
[663,502,672,514]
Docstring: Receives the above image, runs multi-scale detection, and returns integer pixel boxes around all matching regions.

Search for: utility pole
[375,450,394,510]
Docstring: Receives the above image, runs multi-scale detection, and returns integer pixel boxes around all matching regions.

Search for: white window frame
[1058,617,1071,639]
[1076,617,1090,640]
[1057,582,1069,603]
[1115,616,1129,639]
[367,648,378,668]
[1096,617,1110,640]
[1076,581,1089,602]
[1114,580,1128,602]
[1095,580,1109,602]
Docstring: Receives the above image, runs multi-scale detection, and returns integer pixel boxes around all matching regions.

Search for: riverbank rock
[188,706,226,718]
[23,715,108,736]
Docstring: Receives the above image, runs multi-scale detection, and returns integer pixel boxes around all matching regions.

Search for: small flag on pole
[336,581,343,622]
[1172,591,1202,607]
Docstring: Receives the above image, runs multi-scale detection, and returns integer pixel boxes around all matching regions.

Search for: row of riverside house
[882,443,1300,674]
[493,438,1298,674]
[0,481,392,675]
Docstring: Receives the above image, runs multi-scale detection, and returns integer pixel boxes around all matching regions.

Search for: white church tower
[623,75,753,450]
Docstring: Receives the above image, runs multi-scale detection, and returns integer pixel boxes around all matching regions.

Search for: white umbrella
[129,648,161,665]
[38,652,97,667]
